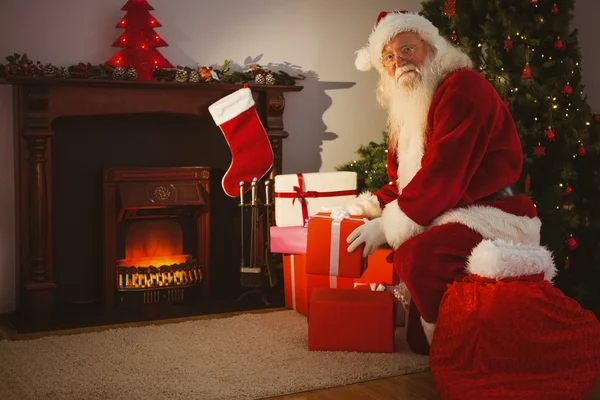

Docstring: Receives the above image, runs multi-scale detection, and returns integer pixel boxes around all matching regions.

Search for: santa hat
[355,10,445,72]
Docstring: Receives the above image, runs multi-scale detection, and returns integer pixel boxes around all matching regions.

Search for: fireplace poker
[240,178,262,288]
[263,180,277,288]
[239,181,245,271]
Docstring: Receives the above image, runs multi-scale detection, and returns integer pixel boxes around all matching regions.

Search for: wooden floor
[2,310,600,400]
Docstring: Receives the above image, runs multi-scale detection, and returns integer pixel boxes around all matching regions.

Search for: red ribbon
[274,173,357,224]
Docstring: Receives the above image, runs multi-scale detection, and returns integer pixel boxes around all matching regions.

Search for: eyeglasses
[381,40,424,66]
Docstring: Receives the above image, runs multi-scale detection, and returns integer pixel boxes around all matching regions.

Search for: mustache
[395,64,421,79]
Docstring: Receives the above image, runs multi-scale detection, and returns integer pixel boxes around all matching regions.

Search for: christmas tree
[106,0,173,80]
[338,0,600,316]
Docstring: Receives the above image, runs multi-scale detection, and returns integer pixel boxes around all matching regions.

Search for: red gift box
[357,248,395,285]
[282,254,308,316]
[308,287,395,353]
[306,211,366,278]
[305,273,355,311]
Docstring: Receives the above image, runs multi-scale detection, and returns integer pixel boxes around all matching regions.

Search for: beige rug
[0,310,429,400]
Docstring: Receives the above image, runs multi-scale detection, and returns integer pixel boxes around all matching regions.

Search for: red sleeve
[396,72,496,226]
[373,141,399,207]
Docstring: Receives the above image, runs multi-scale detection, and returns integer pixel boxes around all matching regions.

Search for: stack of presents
[270,171,409,353]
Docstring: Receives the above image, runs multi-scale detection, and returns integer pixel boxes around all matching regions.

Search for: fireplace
[104,167,211,306]
[3,76,303,328]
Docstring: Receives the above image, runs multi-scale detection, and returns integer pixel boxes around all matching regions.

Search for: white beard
[382,59,441,193]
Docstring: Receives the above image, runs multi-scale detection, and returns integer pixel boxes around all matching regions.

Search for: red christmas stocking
[208,87,274,198]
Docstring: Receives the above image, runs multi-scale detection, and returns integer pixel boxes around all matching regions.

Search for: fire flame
[117,220,187,267]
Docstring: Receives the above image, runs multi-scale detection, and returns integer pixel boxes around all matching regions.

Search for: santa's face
[381,32,430,90]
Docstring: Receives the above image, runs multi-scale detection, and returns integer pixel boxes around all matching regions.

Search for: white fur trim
[431,205,541,245]
[380,201,426,249]
[208,87,255,126]
[355,11,442,72]
[345,191,382,218]
[420,317,436,345]
[355,47,373,71]
[467,239,557,282]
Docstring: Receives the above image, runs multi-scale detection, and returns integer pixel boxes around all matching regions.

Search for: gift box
[274,172,357,227]
[308,287,395,353]
[282,254,308,316]
[356,248,395,285]
[270,226,307,254]
[305,210,366,278]
[353,281,409,327]
[305,272,356,310]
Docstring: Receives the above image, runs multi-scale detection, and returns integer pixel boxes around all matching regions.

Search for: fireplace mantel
[1,77,303,327]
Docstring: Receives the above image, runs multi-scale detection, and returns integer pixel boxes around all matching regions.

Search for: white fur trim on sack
[466,239,557,282]
[355,11,443,72]
[431,205,542,246]
[208,87,255,126]
[345,191,383,218]
[380,200,426,249]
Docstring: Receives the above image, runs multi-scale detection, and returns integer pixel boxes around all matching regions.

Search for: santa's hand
[346,217,387,258]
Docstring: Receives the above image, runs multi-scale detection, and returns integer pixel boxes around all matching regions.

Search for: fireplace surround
[2,76,303,328]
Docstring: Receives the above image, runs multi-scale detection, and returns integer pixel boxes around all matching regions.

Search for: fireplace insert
[103,167,211,307]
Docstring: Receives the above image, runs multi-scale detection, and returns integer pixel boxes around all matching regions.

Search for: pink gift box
[270,226,308,254]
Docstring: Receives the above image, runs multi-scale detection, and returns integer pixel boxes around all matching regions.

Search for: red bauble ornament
[105,0,174,81]
[593,113,600,124]
[444,0,456,18]
[504,36,513,52]
[450,30,458,42]
[562,82,573,96]
[544,126,556,142]
[551,3,559,14]
[554,37,565,51]
[578,144,587,156]
[533,142,546,158]
[565,185,573,194]
[531,0,538,3]
[565,235,578,251]
[521,63,533,79]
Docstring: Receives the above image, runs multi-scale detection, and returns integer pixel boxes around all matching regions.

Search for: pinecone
[112,66,125,80]
[265,73,276,85]
[254,73,266,84]
[175,67,188,82]
[188,69,200,83]
[43,64,59,78]
[58,67,70,78]
[125,67,138,80]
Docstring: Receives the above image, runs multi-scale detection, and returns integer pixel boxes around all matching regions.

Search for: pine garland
[0,53,305,85]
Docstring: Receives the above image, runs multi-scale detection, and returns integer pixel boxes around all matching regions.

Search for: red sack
[430,239,600,400]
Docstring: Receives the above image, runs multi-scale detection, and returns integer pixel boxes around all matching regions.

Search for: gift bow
[274,174,357,225]
[330,206,351,221]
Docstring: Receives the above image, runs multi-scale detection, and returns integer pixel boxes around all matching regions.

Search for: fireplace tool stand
[236,177,277,306]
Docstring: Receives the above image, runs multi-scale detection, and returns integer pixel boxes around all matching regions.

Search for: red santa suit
[350,10,541,354]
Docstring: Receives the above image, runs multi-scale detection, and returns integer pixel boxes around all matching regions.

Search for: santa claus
[343,11,600,396]
[345,10,542,353]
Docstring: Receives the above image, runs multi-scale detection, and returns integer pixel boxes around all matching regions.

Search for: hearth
[104,167,210,307]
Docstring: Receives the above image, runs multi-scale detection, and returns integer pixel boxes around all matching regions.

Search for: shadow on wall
[209,55,356,174]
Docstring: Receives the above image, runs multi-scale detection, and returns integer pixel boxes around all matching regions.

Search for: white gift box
[274,171,358,227]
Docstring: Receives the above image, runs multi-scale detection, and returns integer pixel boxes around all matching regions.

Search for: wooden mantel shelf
[2,76,303,327]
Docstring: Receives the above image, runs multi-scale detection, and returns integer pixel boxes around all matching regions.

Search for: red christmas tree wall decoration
[106,0,173,81]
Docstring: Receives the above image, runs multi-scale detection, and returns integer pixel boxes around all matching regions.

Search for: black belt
[480,184,519,202]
